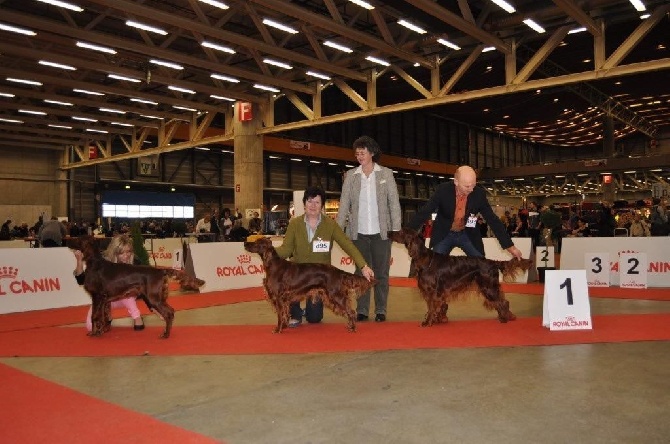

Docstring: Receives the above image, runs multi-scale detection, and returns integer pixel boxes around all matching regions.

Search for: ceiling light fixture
[125,20,167,35]
[306,71,331,81]
[38,60,76,71]
[18,109,47,115]
[198,0,229,9]
[210,94,236,102]
[324,40,353,53]
[263,58,293,69]
[348,0,374,9]
[365,55,390,66]
[489,0,515,14]
[568,27,587,34]
[6,77,42,86]
[629,0,646,12]
[168,85,196,94]
[107,74,141,83]
[36,0,83,12]
[76,41,116,54]
[72,116,97,122]
[173,105,198,112]
[0,118,23,123]
[262,18,298,34]
[130,98,158,105]
[253,84,280,93]
[523,19,546,34]
[210,73,240,83]
[397,19,426,34]
[110,122,134,127]
[48,124,72,129]
[86,129,108,134]
[140,115,164,120]
[149,59,184,70]
[437,39,461,50]
[99,107,126,114]
[0,23,37,36]
[73,88,104,96]
[201,41,235,54]
[482,46,496,52]
[44,99,73,106]
[0,92,16,98]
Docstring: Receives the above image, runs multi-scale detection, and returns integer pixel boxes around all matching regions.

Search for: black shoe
[356,314,369,322]
[133,319,145,331]
[375,314,386,322]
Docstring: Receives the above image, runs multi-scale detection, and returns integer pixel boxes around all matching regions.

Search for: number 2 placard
[619,252,647,289]
[542,269,593,331]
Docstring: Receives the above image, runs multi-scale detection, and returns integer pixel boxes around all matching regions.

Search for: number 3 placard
[542,269,593,331]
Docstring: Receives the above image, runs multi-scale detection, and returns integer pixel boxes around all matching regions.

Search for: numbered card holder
[535,246,555,269]
[585,253,610,287]
[619,252,647,289]
[542,269,593,331]
[172,248,183,269]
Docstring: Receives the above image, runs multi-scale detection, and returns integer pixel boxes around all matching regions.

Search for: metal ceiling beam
[551,0,602,36]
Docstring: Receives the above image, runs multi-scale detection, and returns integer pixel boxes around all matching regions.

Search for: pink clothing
[86,297,142,331]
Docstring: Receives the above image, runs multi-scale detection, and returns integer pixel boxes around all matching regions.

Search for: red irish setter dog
[68,236,205,338]
[244,237,376,333]
[389,228,532,327]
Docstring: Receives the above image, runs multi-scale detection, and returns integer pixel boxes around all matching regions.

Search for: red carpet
[1,313,668,357]
[0,363,221,443]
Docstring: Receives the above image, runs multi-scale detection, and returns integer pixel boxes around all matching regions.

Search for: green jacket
[275,214,368,268]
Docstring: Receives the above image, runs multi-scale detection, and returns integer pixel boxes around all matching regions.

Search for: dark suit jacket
[409,182,513,255]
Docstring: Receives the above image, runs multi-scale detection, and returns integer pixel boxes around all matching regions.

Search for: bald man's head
[454,166,477,196]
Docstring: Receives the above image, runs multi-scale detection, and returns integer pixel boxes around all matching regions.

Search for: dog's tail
[164,269,206,291]
[496,258,533,282]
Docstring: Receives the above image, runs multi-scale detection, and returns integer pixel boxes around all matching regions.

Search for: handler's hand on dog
[362,265,375,281]
[507,246,523,260]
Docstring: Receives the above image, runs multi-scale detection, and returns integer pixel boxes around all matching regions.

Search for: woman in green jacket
[275,186,374,327]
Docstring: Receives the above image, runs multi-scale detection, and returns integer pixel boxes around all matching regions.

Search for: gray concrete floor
[3,287,670,443]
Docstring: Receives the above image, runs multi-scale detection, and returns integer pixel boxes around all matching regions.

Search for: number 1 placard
[542,269,593,331]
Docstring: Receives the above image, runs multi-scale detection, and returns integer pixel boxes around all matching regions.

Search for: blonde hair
[103,234,134,264]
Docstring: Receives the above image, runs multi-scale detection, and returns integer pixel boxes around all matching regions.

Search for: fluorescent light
[482,46,496,52]
[568,27,587,34]
[72,116,98,122]
[44,99,73,106]
[110,122,134,127]
[365,55,390,66]
[198,0,229,9]
[85,129,108,134]
[125,20,167,35]
[271,205,278,211]
[0,23,36,36]
[263,58,293,69]
[348,0,374,9]
[262,18,298,34]
[324,40,353,53]
[0,92,16,98]
[73,88,104,96]
[6,77,42,86]
[140,115,164,120]
[130,98,158,105]
[173,105,198,112]
[629,0,646,12]
[0,118,23,123]
[640,13,650,19]
[38,60,76,71]
[48,124,72,129]
[306,71,331,80]
[168,85,196,94]
[290,158,303,162]
[489,0,515,14]
[36,0,83,12]
[18,109,47,115]
[149,59,184,70]
[253,84,280,93]
[437,39,461,50]
[210,73,240,83]
[195,146,211,151]
[99,107,126,114]
[397,19,426,34]
[108,74,141,83]
[210,94,236,102]
[76,41,116,54]
[523,19,546,33]
[201,41,235,54]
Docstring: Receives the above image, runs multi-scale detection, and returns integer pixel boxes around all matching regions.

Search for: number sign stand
[542,269,593,331]
[619,252,647,289]
[172,248,183,269]
[535,246,555,268]
[585,253,610,287]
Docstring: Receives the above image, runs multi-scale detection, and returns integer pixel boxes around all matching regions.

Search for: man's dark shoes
[356,314,369,322]
[375,314,386,322]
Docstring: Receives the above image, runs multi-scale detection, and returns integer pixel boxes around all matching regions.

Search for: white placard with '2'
[542,269,592,331]
[619,252,647,289]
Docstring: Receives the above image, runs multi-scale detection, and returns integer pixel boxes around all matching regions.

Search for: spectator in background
[0,219,12,240]
[38,217,66,247]
[650,199,669,236]
[628,213,650,237]
[527,202,541,247]
[248,211,263,234]
[221,208,234,238]
[210,209,222,241]
[477,215,489,238]
[195,213,211,233]
[228,219,250,242]
[568,218,591,237]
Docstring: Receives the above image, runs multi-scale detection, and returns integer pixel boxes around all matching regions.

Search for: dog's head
[388,228,424,259]
[66,235,102,261]
[243,237,275,263]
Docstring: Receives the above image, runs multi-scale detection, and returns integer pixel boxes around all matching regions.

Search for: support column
[233,102,264,225]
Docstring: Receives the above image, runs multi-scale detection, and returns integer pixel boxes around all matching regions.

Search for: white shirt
[195,218,211,233]
[355,164,381,235]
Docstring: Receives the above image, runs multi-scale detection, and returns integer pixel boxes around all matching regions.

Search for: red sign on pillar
[602,174,612,184]
[88,145,97,159]
[237,102,253,121]
[235,184,240,192]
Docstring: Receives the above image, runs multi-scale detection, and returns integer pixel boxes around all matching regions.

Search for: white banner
[561,237,670,287]
[0,247,90,314]
[143,238,186,268]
